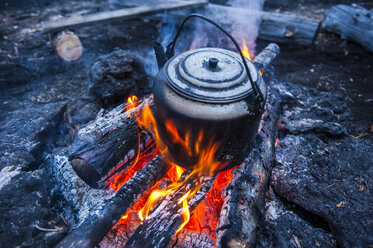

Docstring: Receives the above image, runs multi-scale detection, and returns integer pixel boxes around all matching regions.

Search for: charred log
[216,86,281,247]
[70,96,154,188]
[170,229,215,248]
[56,155,169,248]
[124,173,217,248]
[203,4,320,46]
[322,4,373,53]
[89,48,148,106]
[149,4,319,46]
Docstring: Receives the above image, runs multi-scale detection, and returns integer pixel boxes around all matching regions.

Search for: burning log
[322,4,373,53]
[213,43,281,247]
[170,229,215,248]
[124,173,217,248]
[70,96,154,188]
[253,43,280,74]
[56,155,169,248]
[216,86,281,247]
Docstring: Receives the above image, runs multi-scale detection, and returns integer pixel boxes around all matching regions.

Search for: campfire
[2,1,372,248]
[55,17,280,244]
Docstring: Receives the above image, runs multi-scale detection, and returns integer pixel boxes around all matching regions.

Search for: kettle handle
[165,14,264,109]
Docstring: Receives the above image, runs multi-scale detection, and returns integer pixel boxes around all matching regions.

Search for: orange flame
[241,40,265,76]
[241,39,254,61]
[126,95,224,234]
[126,95,138,117]
[184,166,235,239]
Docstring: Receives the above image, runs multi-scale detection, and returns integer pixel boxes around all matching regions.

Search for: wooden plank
[41,0,208,33]
[322,4,373,52]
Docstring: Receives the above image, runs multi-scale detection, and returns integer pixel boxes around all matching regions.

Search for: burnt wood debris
[1,1,373,248]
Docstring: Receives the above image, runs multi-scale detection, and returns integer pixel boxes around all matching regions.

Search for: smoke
[227,0,265,56]
[145,0,265,76]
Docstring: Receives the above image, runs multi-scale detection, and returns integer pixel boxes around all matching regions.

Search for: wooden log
[124,173,217,248]
[321,4,373,53]
[216,85,281,248]
[253,43,280,74]
[41,0,208,33]
[123,43,280,248]
[70,96,154,188]
[203,4,320,46]
[56,155,170,248]
[55,31,83,62]
[170,229,215,248]
[149,4,319,46]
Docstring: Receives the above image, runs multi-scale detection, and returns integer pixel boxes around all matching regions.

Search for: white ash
[0,166,21,191]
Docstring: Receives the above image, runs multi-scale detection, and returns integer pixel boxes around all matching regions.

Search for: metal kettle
[152,15,267,171]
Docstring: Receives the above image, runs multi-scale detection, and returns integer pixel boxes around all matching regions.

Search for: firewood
[150,4,319,46]
[56,155,170,248]
[122,43,280,248]
[124,172,217,248]
[253,43,280,74]
[41,0,208,33]
[321,4,373,53]
[203,4,320,46]
[216,85,281,248]
[170,229,215,248]
[70,96,154,188]
[55,31,83,62]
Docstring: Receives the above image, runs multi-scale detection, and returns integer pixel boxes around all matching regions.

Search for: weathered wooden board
[41,0,208,33]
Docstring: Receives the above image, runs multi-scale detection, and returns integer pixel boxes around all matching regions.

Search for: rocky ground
[0,0,372,247]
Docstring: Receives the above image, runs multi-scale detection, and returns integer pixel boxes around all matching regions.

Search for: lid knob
[208,58,219,69]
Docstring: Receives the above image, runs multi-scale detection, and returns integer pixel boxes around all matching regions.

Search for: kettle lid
[165,47,258,103]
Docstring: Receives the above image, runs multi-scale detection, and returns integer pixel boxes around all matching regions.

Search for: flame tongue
[241,39,254,61]
[126,95,224,234]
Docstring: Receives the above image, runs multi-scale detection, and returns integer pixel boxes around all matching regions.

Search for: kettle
[152,15,266,171]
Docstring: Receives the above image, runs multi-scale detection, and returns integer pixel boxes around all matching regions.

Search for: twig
[34,224,65,232]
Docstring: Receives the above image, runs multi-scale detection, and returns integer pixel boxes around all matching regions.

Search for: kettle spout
[153,41,168,70]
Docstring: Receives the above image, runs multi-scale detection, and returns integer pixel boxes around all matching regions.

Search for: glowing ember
[184,167,235,239]
[107,151,157,192]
